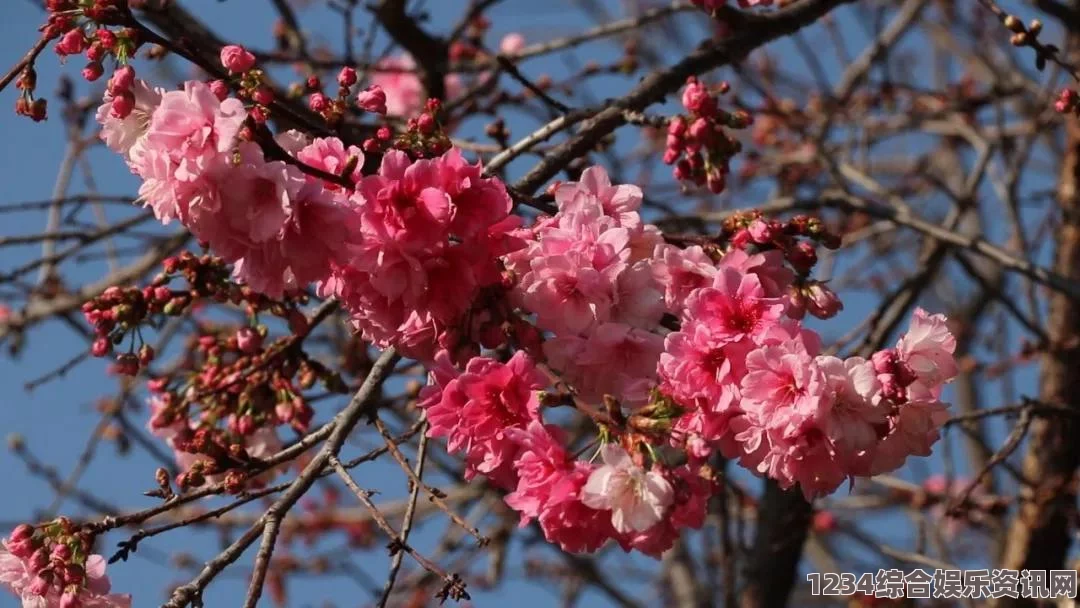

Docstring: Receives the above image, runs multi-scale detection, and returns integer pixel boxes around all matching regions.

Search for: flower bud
[337,66,357,87]
[356,85,387,115]
[219,44,256,73]
[804,281,843,319]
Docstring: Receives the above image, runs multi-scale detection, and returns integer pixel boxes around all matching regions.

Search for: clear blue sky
[0,1,1058,606]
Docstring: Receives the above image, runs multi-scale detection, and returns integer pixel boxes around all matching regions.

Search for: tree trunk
[739,480,813,608]
[996,113,1080,605]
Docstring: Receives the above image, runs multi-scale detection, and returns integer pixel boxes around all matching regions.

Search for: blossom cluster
[664,77,753,193]
[53,35,960,586]
[0,522,129,608]
[408,165,957,556]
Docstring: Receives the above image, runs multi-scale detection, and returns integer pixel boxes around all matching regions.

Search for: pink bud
[871,349,897,374]
[785,285,806,320]
[219,44,256,73]
[417,112,436,134]
[10,524,34,543]
[499,32,526,55]
[96,29,117,50]
[787,240,818,272]
[91,337,111,358]
[236,327,262,354]
[879,374,906,402]
[337,66,358,87]
[209,79,229,101]
[50,543,72,562]
[681,77,715,116]
[28,574,50,596]
[107,65,134,95]
[667,116,687,137]
[252,87,274,106]
[747,218,775,244]
[55,29,88,56]
[236,414,255,436]
[81,61,103,82]
[805,282,842,319]
[356,85,387,115]
[688,117,710,141]
[308,92,329,112]
[109,90,134,119]
[30,548,49,570]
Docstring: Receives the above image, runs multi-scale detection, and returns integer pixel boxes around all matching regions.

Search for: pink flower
[436,148,514,240]
[0,542,131,608]
[96,79,162,158]
[582,445,673,533]
[219,44,256,73]
[370,55,463,117]
[199,145,295,246]
[739,339,827,428]
[504,422,576,522]
[896,308,958,388]
[422,351,546,488]
[352,150,452,252]
[816,356,886,463]
[544,322,663,405]
[658,324,748,412]
[555,166,643,226]
[296,137,364,191]
[716,249,794,299]
[652,244,717,313]
[523,251,615,335]
[499,33,526,55]
[611,260,665,329]
[141,81,246,181]
[536,463,617,553]
[683,267,786,344]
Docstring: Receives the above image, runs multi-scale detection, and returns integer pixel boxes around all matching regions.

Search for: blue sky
[0,0,1062,606]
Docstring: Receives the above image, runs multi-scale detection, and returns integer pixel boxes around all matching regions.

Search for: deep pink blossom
[422,351,546,488]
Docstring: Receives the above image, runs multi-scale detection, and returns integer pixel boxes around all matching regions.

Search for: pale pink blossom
[296,137,364,191]
[96,79,162,158]
[544,322,663,405]
[370,54,463,117]
[499,33,526,55]
[896,307,958,388]
[581,445,673,534]
[140,81,246,181]
[652,244,717,313]
[816,355,886,462]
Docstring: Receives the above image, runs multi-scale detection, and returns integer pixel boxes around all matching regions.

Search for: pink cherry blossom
[739,339,827,428]
[544,322,663,405]
[370,54,463,117]
[296,136,364,191]
[652,244,717,313]
[140,81,246,182]
[422,351,546,488]
[582,444,673,534]
[96,79,162,158]
[816,355,887,463]
[683,267,787,343]
[896,307,958,387]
